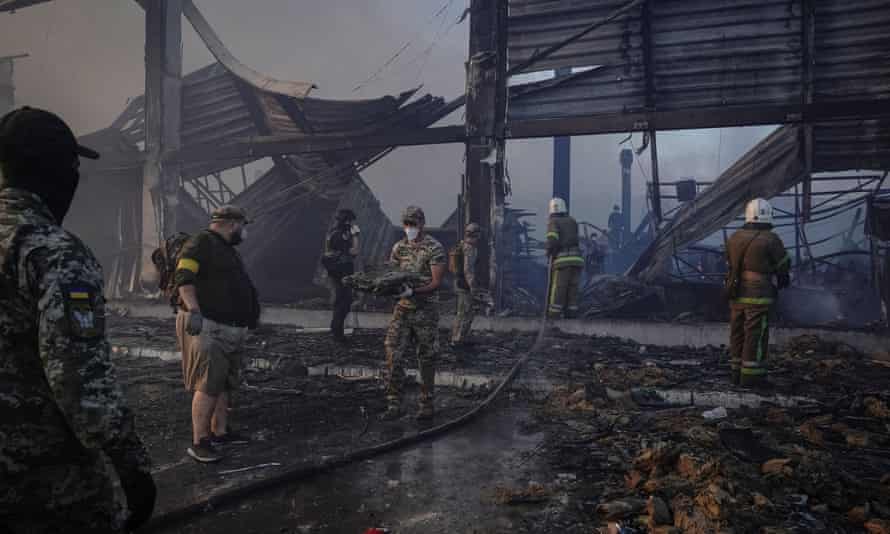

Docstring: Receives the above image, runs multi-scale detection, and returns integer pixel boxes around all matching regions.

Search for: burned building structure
[2,0,889,326]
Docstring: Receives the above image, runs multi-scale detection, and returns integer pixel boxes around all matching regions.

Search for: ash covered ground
[108,316,890,533]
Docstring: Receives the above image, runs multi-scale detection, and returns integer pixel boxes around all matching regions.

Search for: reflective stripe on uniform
[776,254,791,269]
[546,232,559,239]
[740,366,767,376]
[553,256,584,267]
[734,297,773,305]
[756,314,768,362]
[177,258,200,273]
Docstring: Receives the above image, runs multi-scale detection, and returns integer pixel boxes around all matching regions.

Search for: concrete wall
[110,300,890,357]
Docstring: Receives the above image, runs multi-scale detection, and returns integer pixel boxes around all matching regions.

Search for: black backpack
[151,232,191,310]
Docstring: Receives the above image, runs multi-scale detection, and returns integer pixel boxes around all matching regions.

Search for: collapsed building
[68,61,459,302]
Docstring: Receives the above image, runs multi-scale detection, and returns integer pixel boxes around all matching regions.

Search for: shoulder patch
[62,284,105,339]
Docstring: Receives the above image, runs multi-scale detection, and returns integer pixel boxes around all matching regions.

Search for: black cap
[0,107,100,165]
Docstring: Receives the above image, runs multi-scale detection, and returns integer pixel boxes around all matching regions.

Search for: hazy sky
[0,0,775,233]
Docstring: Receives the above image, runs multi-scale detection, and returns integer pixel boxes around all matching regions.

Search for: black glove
[122,469,157,532]
[185,311,203,336]
[777,271,790,289]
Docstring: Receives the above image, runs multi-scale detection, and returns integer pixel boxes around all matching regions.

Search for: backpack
[150,232,191,309]
[448,241,464,276]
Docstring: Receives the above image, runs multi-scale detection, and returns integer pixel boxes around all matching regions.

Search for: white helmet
[549,197,567,215]
[745,198,773,225]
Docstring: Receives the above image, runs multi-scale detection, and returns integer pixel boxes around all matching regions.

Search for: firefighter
[726,198,791,388]
[546,198,584,319]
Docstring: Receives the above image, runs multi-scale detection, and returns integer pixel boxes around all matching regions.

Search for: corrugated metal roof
[507,0,890,171]
[107,62,454,182]
[0,0,53,13]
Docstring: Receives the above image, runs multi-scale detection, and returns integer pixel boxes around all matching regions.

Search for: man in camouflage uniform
[451,222,481,347]
[0,107,155,533]
[382,206,446,421]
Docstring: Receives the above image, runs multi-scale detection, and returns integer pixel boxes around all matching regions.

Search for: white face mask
[405,227,419,241]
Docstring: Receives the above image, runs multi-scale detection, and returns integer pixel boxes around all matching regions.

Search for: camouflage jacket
[458,240,479,291]
[389,233,446,307]
[0,188,151,518]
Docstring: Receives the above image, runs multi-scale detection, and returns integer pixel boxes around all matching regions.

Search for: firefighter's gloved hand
[122,469,157,532]
[186,311,204,336]
[777,271,791,289]
[397,285,414,299]
[351,224,361,236]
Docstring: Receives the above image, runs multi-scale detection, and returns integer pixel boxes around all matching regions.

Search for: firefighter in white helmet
[724,198,791,388]
[546,198,585,318]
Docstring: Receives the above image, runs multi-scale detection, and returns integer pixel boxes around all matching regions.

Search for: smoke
[0,1,780,234]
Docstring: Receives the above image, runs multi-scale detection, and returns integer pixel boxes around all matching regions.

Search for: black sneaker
[187,437,224,463]
[211,431,250,446]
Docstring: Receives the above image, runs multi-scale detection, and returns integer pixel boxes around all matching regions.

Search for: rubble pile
[520,333,890,533]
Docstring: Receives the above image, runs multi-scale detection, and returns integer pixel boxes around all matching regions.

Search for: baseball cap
[0,107,100,164]
[401,205,426,226]
[211,204,250,224]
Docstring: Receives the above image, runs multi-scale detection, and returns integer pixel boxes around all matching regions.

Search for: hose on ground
[142,280,553,532]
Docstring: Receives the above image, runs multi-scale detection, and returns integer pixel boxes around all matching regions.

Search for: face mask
[230,225,246,245]
[405,227,419,241]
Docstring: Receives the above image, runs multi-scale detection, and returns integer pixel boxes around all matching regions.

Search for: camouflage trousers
[384,303,439,408]
[451,289,476,344]
[1,460,124,533]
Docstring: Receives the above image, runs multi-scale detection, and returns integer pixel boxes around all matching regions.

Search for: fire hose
[141,268,553,533]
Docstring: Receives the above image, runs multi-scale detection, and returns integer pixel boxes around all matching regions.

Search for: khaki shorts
[177,312,247,396]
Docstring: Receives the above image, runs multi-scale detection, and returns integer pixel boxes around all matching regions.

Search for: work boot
[379,401,402,421]
[415,401,434,422]
[187,437,224,463]
[731,369,741,385]
[740,373,773,391]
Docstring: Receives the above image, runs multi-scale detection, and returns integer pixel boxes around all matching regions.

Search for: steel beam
[464,0,502,291]
[171,125,466,164]
[506,99,890,139]
[142,0,182,287]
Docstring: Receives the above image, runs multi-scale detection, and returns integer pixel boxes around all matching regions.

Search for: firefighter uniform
[546,200,585,319]
[726,223,791,386]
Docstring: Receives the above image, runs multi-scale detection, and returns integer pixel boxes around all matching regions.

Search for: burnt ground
[108,316,890,533]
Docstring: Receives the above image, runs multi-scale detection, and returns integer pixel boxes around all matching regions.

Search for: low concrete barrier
[109,300,889,357]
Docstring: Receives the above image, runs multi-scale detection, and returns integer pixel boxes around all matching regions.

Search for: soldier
[175,205,260,463]
[323,209,361,343]
[382,206,446,421]
[726,198,791,388]
[451,222,481,347]
[546,198,585,319]
[0,107,155,533]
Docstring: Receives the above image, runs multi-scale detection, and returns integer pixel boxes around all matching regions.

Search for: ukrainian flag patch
[62,285,105,339]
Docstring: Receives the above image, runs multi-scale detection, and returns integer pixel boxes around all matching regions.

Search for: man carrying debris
[451,222,481,347]
[175,205,260,463]
[0,107,155,533]
[323,209,360,343]
[546,197,585,319]
[726,198,791,387]
[382,205,446,421]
